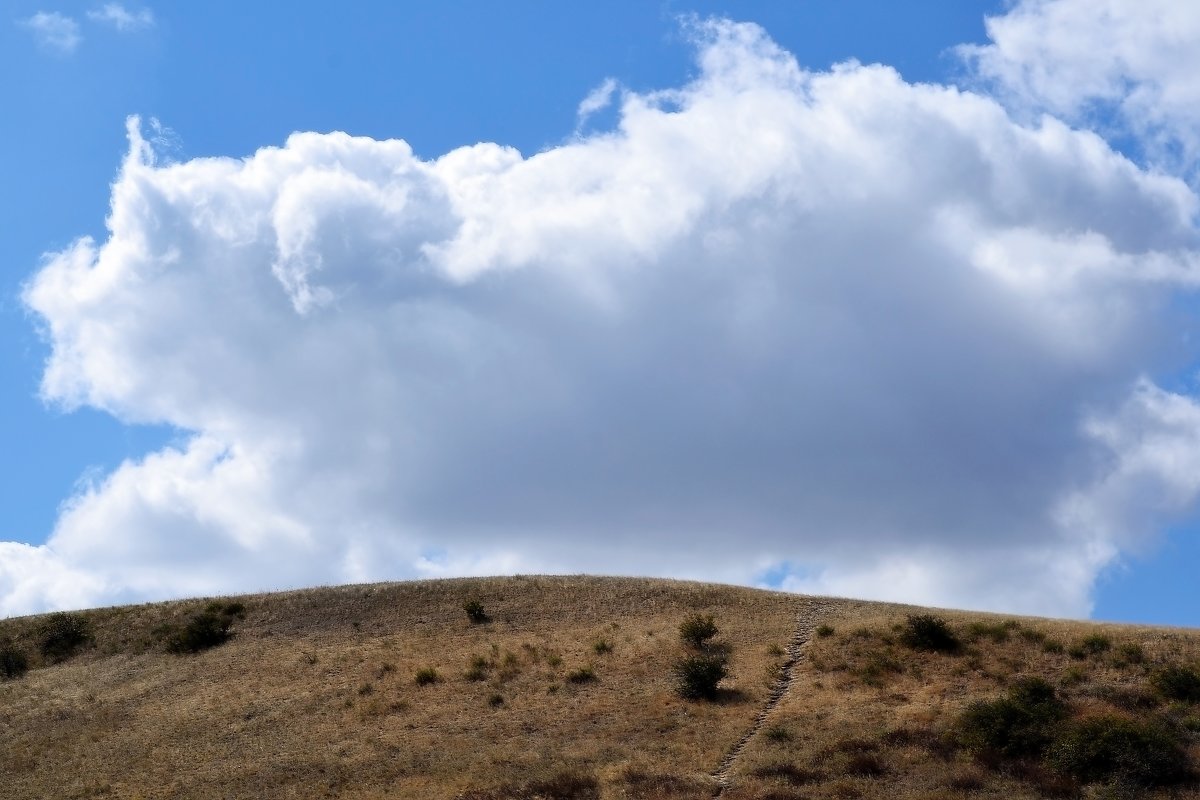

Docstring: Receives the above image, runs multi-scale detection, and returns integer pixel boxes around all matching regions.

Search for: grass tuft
[414,667,441,686]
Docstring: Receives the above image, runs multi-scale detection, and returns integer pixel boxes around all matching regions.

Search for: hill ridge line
[711,596,829,795]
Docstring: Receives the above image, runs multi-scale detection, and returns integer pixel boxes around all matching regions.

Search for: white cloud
[960,0,1200,174]
[87,3,154,31]
[21,11,81,54]
[575,78,619,133]
[11,19,1200,618]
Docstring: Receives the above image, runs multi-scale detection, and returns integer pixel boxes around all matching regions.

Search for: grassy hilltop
[1,576,1199,799]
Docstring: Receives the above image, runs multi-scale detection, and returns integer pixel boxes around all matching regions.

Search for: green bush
[414,667,441,686]
[592,639,612,655]
[0,641,28,680]
[899,614,959,653]
[167,611,232,653]
[463,599,489,624]
[1069,633,1112,659]
[1050,715,1189,787]
[1112,642,1145,666]
[205,600,246,618]
[967,621,1016,643]
[679,614,718,649]
[816,624,835,638]
[673,653,727,700]
[1150,664,1200,703]
[957,677,1067,758]
[566,666,596,684]
[38,612,91,663]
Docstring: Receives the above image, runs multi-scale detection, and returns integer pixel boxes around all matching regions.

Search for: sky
[4,0,1200,624]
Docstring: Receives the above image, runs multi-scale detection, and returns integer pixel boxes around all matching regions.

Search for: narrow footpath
[711,597,829,796]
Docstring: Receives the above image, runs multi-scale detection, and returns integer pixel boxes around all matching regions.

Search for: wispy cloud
[87,3,154,32]
[20,11,81,54]
[575,78,619,133]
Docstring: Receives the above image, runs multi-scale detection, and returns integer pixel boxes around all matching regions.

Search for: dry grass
[0,576,801,799]
[730,601,1200,799]
[2,579,1200,799]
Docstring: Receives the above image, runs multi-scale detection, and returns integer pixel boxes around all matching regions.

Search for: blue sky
[4,1,1200,625]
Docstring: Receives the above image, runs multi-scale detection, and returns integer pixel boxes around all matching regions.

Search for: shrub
[1150,664,1200,703]
[1112,643,1145,667]
[957,677,1067,758]
[566,666,596,684]
[815,624,835,638]
[673,653,727,700]
[487,693,504,707]
[900,614,959,653]
[1050,715,1190,787]
[843,752,886,777]
[463,599,489,624]
[38,612,91,663]
[414,667,441,686]
[205,600,246,618]
[0,642,28,680]
[465,655,490,682]
[167,611,233,653]
[679,614,719,649]
[1069,633,1111,659]
[968,621,1015,643]
[460,770,599,800]
[592,639,612,655]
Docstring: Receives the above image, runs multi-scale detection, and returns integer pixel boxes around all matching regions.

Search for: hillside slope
[0,576,1198,799]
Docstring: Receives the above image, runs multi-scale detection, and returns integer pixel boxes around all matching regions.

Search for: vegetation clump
[1068,633,1112,659]
[463,599,489,624]
[1050,714,1190,787]
[673,653,727,700]
[414,667,441,686]
[1150,663,1200,703]
[899,614,959,653]
[464,654,490,682]
[679,613,719,649]
[167,602,245,654]
[460,769,599,800]
[566,666,596,684]
[957,677,1068,758]
[967,620,1018,643]
[38,612,91,663]
[0,640,28,680]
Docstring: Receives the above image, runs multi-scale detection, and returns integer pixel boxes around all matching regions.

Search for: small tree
[463,599,489,624]
[679,614,719,649]
[673,653,727,700]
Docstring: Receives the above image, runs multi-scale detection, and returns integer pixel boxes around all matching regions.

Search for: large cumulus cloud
[10,15,1200,617]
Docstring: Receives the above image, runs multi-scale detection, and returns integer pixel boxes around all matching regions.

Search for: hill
[1,576,1199,799]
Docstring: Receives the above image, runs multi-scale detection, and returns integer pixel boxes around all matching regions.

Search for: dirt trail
[711,597,829,796]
